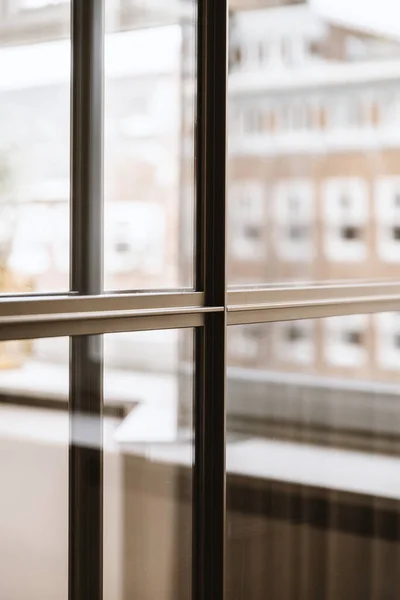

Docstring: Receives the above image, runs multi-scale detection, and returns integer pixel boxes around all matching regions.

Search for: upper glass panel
[0,0,70,294]
[228,0,400,287]
[104,0,196,291]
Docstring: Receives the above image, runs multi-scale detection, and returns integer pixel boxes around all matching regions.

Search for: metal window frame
[1,2,400,600]
[69,1,104,599]
[2,282,400,335]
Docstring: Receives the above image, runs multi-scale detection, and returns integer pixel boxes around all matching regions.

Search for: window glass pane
[227,316,400,599]
[0,336,69,600]
[104,0,196,291]
[104,328,193,600]
[0,2,70,293]
[228,1,400,286]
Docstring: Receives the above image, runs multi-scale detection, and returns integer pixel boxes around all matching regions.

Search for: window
[323,178,368,262]
[375,178,400,262]
[229,325,264,362]
[381,91,400,127]
[0,337,69,600]
[104,23,192,290]
[258,41,269,65]
[279,101,311,132]
[376,312,400,370]
[273,320,315,366]
[241,106,264,134]
[0,25,70,293]
[281,37,304,67]
[105,201,165,276]
[5,2,400,600]
[230,44,242,68]
[328,96,363,129]
[226,5,400,600]
[273,180,314,262]
[230,182,265,260]
[324,315,368,368]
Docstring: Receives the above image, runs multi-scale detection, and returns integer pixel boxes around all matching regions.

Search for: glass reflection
[104,0,196,291]
[0,337,69,600]
[0,0,70,293]
[227,1,400,286]
[103,329,193,600]
[227,317,400,599]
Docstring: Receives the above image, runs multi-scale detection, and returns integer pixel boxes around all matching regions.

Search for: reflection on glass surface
[0,1,70,293]
[104,0,196,291]
[227,317,400,599]
[0,0,198,295]
[228,0,400,286]
[0,337,69,600]
[103,329,193,600]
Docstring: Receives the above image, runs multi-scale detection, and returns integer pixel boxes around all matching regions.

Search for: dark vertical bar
[69,336,103,600]
[194,1,228,600]
[69,2,104,600]
[71,0,103,296]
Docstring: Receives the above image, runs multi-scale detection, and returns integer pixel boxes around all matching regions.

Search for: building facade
[225,3,400,385]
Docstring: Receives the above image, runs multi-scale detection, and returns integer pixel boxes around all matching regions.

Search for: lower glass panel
[103,329,194,600]
[227,316,400,600]
[0,337,69,600]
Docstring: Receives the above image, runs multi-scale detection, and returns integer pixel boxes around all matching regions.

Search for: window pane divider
[69,2,104,600]
[228,297,400,326]
[228,282,400,306]
[0,311,210,341]
[227,284,400,325]
[194,1,228,600]
[0,291,206,318]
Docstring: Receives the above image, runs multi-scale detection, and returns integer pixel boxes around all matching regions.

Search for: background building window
[258,41,269,66]
[229,325,264,362]
[230,182,265,261]
[241,106,264,135]
[105,201,165,276]
[375,312,400,370]
[273,320,315,366]
[380,91,400,128]
[281,37,305,67]
[328,95,364,130]
[324,315,368,367]
[375,177,400,262]
[323,178,368,262]
[279,101,311,132]
[273,180,314,262]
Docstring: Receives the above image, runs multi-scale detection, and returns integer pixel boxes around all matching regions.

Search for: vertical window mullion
[69,2,104,600]
[194,1,228,600]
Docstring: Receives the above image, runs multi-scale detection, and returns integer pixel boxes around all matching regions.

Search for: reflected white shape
[114,402,178,444]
